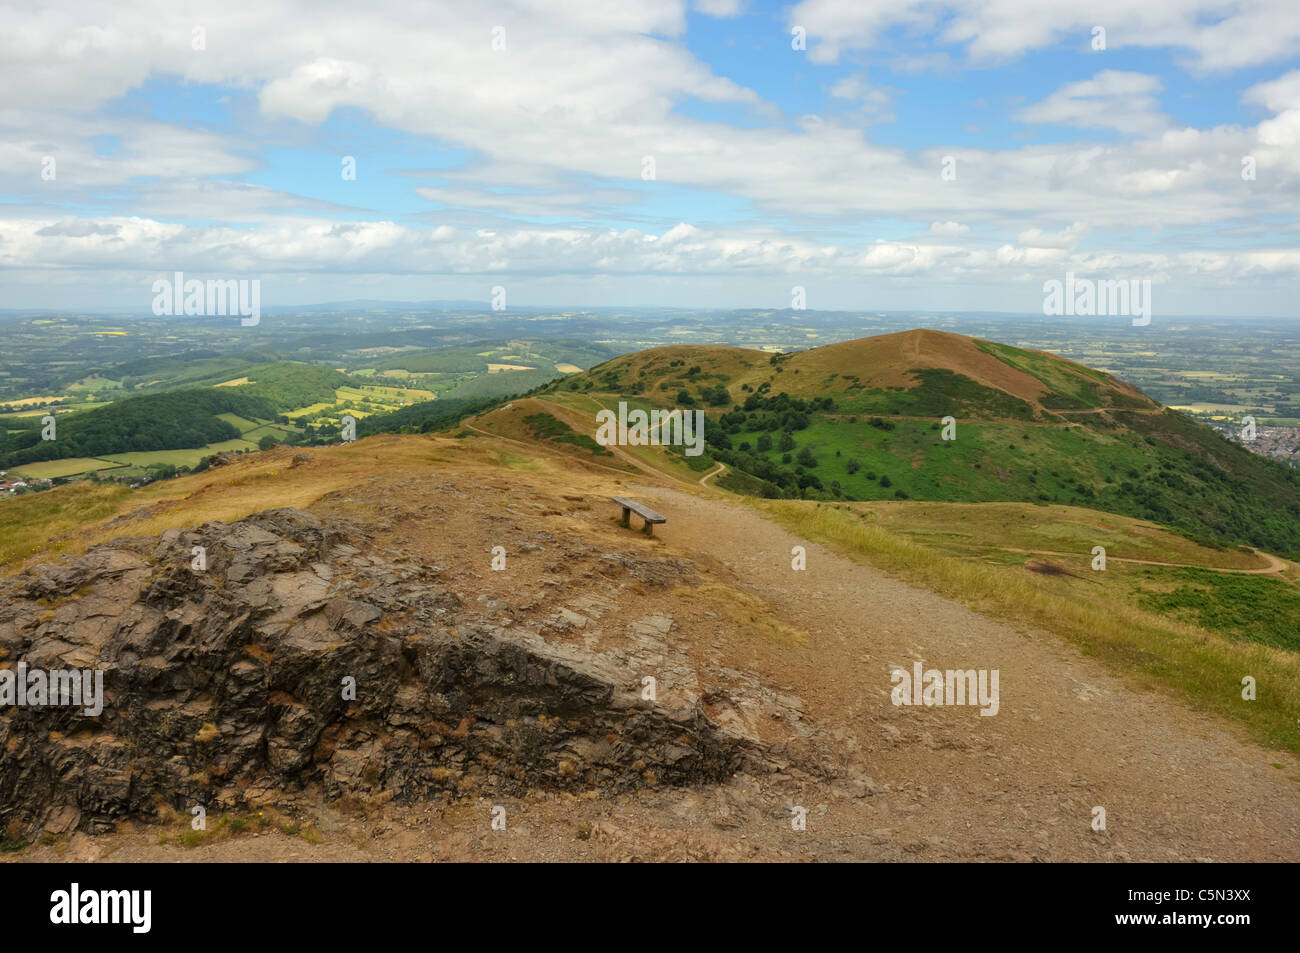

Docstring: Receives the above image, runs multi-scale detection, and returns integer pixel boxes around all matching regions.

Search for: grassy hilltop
[540,329,1300,558]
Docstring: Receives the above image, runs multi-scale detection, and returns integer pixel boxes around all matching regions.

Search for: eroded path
[635,483,1300,861]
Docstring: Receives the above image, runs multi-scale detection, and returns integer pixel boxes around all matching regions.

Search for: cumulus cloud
[787,0,1300,70]
[0,0,1297,309]
[4,216,1298,289]
[694,0,744,16]
[1017,222,1090,249]
[1015,72,1169,136]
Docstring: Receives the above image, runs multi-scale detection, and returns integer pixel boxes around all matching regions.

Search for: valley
[2,315,1299,863]
[3,430,1297,862]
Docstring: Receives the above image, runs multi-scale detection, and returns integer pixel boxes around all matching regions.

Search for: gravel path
[634,483,1300,861]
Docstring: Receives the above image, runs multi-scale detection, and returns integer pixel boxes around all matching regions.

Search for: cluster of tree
[269,395,502,445]
[703,417,829,498]
[713,392,835,439]
[0,390,278,466]
[0,399,60,413]
[886,368,1037,420]
[1098,450,1300,556]
[697,384,731,406]
[236,363,350,410]
[522,412,612,455]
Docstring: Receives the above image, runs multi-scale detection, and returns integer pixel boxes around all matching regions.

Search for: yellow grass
[689,583,808,646]
[0,395,64,407]
[0,435,515,573]
[847,499,1271,571]
[0,483,133,565]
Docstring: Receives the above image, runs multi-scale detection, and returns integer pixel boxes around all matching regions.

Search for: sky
[2,0,1299,316]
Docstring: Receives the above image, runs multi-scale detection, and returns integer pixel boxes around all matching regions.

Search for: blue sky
[2,0,1299,316]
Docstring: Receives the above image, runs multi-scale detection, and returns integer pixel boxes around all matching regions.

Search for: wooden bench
[611,496,667,535]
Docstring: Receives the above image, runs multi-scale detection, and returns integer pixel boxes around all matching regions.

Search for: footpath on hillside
[634,482,1300,862]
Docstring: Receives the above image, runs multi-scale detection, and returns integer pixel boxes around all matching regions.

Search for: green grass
[1135,569,1300,651]
[242,424,295,443]
[216,412,261,433]
[10,457,124,479]
[975,339,1112,408]
[101,438,255,467]
[731,416,1134,503]
[716,408,1300,556]
[833,369,1039,418]
[522,412,612,456]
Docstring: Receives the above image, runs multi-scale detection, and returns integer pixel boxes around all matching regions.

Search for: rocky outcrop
[0,509,783,836]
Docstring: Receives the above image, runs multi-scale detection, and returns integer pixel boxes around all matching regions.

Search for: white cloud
[694,0,743,16]
[1,0,1297,312]
[1017,222,1089,249]
[787,0,1300,70]
[4,215,1298,289]
[1015,71,1168,135]
[1244,69,1300,113]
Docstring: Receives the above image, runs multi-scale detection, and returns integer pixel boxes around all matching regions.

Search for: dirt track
[1002,546,1287,575]
[630,483,1300,861]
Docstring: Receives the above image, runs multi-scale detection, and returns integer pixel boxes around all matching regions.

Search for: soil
[10,446,1299,863]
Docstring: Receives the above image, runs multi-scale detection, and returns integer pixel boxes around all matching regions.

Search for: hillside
[1,434,1297,862]
[0,360,439,481]
[0,389,279,466]
[540,330,1300,557]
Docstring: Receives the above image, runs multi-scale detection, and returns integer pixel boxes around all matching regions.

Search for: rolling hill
[537,329,1300,557]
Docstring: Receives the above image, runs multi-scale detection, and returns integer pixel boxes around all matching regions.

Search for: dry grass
[0,482,133,568]
[687,583,809,646]
[846,499,1274,571]
[0,435,509,573]
[152,803,318,848]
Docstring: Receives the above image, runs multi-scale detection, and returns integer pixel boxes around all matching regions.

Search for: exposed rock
[0,508,798,837]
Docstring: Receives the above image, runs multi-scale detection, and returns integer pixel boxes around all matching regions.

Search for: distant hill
[542,329,1300,556]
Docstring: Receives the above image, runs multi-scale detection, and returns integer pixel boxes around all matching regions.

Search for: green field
[100,439,256,467]
[243,424,294,442]
[10,457,124,479]
[216,412,261,433]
